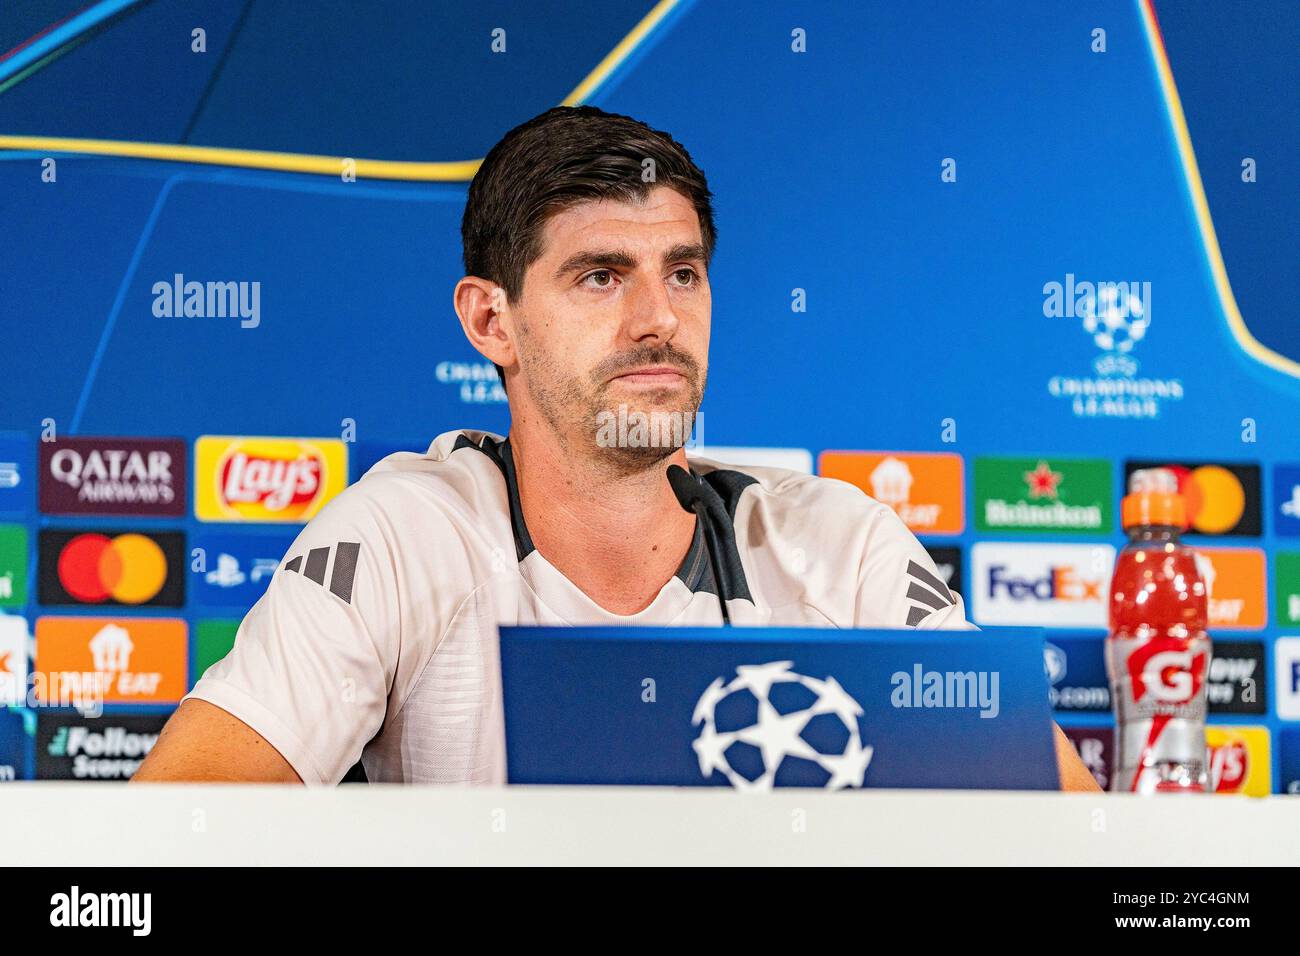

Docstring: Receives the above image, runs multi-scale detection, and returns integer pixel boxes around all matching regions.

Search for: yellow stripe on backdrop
[0,0,684,182]
[1138,0,1300,380]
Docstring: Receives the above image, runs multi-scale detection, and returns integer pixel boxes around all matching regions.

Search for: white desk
[1,784,1293,865]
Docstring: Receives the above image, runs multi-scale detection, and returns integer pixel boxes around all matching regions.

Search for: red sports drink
[1104,467,1212,793]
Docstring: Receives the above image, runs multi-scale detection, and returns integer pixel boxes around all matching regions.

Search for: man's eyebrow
[553,249,637,279]
[552,243,709,280]
[662,243,708,267]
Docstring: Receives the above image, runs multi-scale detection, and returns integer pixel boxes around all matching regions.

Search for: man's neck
[508,418,697,615]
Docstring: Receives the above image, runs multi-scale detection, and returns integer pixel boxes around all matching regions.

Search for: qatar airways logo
[39,438,186,516]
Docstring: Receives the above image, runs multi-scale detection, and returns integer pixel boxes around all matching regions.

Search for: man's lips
[609,366,688,385]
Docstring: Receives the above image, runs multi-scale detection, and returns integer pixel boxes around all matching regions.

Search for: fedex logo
[1275,638,1300,721]
[987,565,1104,602]
[972,543,1113,628]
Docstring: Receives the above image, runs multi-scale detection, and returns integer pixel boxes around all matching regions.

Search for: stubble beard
[519,342,705,479]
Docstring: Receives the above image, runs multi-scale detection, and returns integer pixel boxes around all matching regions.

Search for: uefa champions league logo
[691,661,873,791]
[1043,275,1177,419]
[1080,283,1149,376]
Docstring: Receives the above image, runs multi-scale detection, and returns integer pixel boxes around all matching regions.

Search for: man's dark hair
[461,105,716,387]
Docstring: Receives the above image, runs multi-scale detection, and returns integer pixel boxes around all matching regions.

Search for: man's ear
[453,276,516,370]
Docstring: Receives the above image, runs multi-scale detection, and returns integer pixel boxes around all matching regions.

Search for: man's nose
[621,272,680,344]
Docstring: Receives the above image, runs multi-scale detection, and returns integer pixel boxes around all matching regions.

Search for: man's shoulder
[299,429,511,547]
[359,429,504,481]
[688,452,925,582]
[688,452,891,524]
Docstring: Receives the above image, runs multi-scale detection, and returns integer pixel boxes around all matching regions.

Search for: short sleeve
[853,504,977,631]
[184,489,401,785]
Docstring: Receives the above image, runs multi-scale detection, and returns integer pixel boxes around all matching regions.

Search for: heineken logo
[1023,461,1063,498]
[976,457,1112,533]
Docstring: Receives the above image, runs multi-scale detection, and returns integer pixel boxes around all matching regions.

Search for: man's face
[510,185,710,467]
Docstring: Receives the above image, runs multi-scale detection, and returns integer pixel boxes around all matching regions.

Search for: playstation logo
[1282,484,1300,519]
[1275,468,1300,537]
[205,553,247,588]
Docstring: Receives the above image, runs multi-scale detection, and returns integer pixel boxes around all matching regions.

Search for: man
[136,106,1098,791]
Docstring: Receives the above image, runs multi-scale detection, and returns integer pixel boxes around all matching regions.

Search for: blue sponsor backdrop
[0,0,1296,786]
[1279,731,1300,795]
[1043,635,1111,714]
[0,433,35,516]
[0,707,31,782]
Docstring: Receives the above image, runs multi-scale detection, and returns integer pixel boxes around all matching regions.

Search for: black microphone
[666,464,731,625]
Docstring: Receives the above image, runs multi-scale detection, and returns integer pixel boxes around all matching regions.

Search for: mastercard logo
[57,534,166,603]
[1126,461,1261,537]
[38,529,185,608]
[1170,465,1243,533]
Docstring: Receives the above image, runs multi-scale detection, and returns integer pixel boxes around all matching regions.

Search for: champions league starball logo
[1042,274,1183,419]
[1080,283,1149,376]
[691,661,873,791]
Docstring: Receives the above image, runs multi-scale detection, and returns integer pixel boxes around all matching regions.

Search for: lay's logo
[195,437,347,523]
[1206,726,1271,796]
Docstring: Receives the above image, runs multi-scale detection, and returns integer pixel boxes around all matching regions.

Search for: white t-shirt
[186,430,974,785]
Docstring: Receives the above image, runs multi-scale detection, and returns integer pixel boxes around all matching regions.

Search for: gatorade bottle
[1105,467,1212,793]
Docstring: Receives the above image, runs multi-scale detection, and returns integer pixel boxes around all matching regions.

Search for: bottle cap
[1121,467,1187,529]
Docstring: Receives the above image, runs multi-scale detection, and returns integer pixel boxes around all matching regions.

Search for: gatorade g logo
[195,437,346,522]
[1127,637,1207,704]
